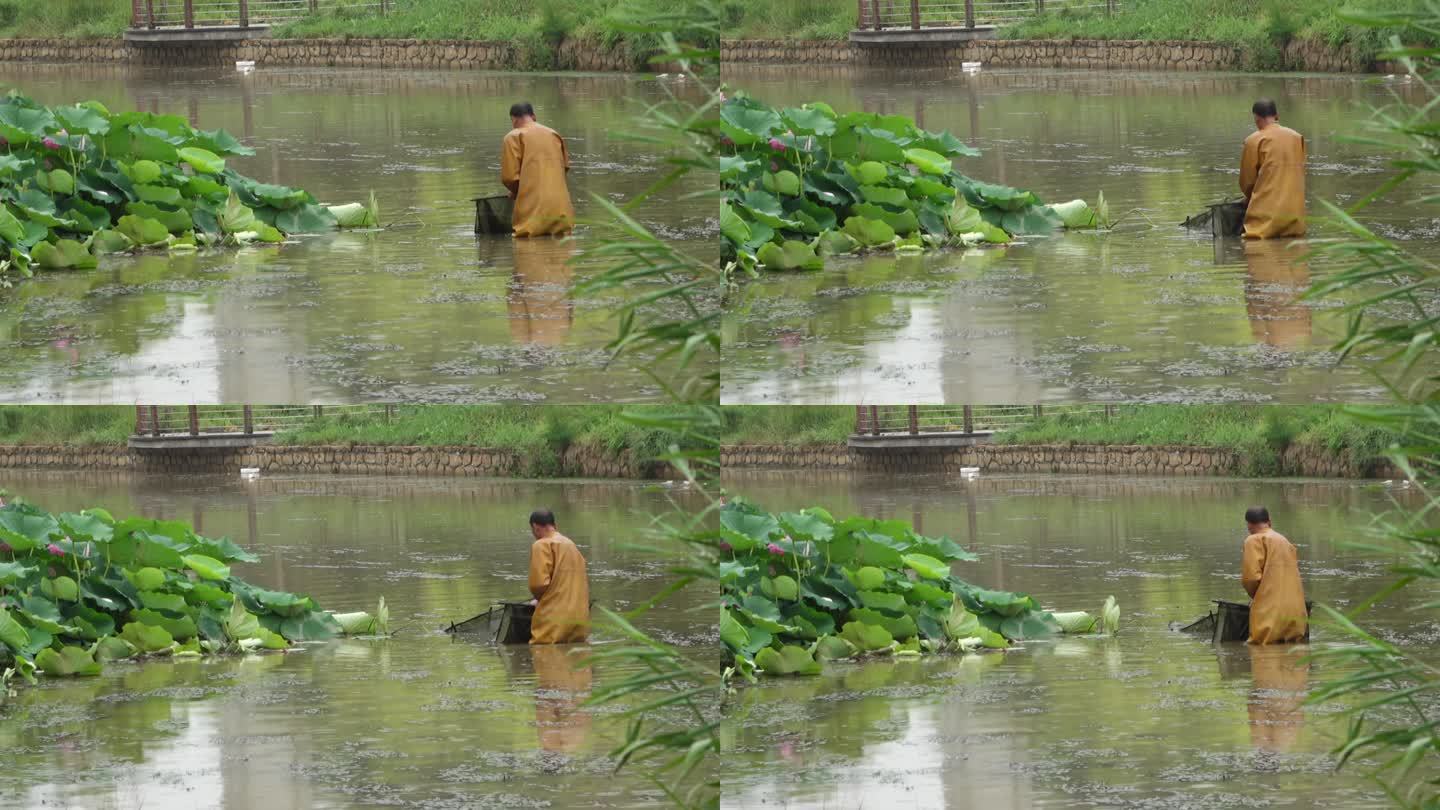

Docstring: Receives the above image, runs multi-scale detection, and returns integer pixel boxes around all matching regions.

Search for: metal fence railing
[130,0,394,29]
[132,404,394,438]
[856,0,1119,31]
[852,404,1124,437]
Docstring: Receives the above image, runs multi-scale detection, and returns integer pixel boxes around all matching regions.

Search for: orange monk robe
[528,531,590,644]
[1240,124,1307,239]
[1242,528,1308,644]
[501,122,575,238]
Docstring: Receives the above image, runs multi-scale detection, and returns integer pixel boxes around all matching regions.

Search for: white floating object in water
[240,467,260,480]
[236,60,256,73]
[960,466,980,480]
[961,61,982,73]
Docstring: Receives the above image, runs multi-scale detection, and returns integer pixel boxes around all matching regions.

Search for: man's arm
[501,132,522,196]
[529,541,553,600]
[1241,535,1265,598]
[1239,136,1260,201]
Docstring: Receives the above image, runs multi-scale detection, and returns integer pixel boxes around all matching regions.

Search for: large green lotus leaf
[79,580,129,613]
[277,611,340,642]
[0,204,25,244]
[962,586,1038,617]
[756,239,822,271]
[124,566,166,592]
[183,554,230,581]
[720,608,749,653]
[839,620,894,652]
[1001,205,1063,236]
[105,529,187,568]
[719,200,750,246]
[1051,610,1099,633]
[755,644,821,676]
[719,154,755,181]
[736,190,801,231]
[131,608,197,641]
[945,603,981,640]
[184,174,228,199]
[62,198,113,233]
[234,583,315,617]
[255,626,289,649]
[177,146,224,174]
[1049,198,1096,229]
[850,607,917,639]
[116,214,170,246]
[910,534,978,563]
[841,216,895,248]
[903,553,950,580]
[0,561,37,587]
[40,576,79,602]
[134,184,182,205]
[911,176,955,201]
[999,611,1062,641]
[849,566,885,591]
[0,509,59,551]
[137,591,187,613]
[736,594,793,634]
[858,185,911,208]
[854,536,905,568]
[229,179,310,212]
[186,582,233,607]
[720,509,779,551]
[782,106,837,136]
[968,180,1039,212]
[761,170,801,197]
[65,603,115,640]
[190,535,259,564]
[119,620,174,652]
[778,511,834,543]
[59,511,114,542]
[783,603,835,638]
[802,174,851,207]
[813,634,856,661]
[16,204,79,230]
[799,580,848,612]
[851,202,918,235]
[903,147,952,175]
[0,102,56,144]
[54,104,110,135]
[123,160,163,185]
[20,595,77,635]
[855,126,908,163]
[93,635,137,662]
[856,590,907,614]
[14,187,55,215]
[815,228,859,257]
[223,600,260,641]
[908,582,953,607]
[126,201,192,233]
[914,128,979,158]
[46,168,75,195]
[916,203,948,237]
[272,203,335,234]
[189,127,254,157]
[0,154,33,176]
[719,100,782,145]
[0,605,30,651]
[36,645,101,677]
[767,575,799,601]
[127,125,180,162]
[786,200,837,236]
[845,161,888,185]
[89,229,132,254]
[32,239,97,270]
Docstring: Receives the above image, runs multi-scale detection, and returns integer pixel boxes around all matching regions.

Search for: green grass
[0,0,129,39]
[719,0,852,42]
[0,406,133,445]
[720,406,858,446]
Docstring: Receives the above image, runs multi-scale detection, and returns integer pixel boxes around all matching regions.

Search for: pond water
[0,471,711,809]
[721,67,1440,404]
[0,64,715,403]
[720,469,1440,808]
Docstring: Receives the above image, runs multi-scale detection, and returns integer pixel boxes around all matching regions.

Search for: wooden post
[870,0,881,30]
[146,0,156,29]
[149,406,161,437]
[386,404,395,423]
[313,405,323,419]
[909,0,919,30]
[964,0,974,29]
[963,405,973,435]
[869,405,880,436]
[188,405,200,436]
[243,405,254,436]
[184,0,193,28]
[908,405,919,435]
[310,0,318,10]
[134,405,145,435]
[239,0,248,28]
[857,0,866,28]
[380,0,387,16]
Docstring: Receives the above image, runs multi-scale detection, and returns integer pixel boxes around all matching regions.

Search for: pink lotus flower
[0,137,8,148]
[46,543,63,556]
[41,137,59,150]
[718,541,732,553]
[766,542,783,556]
[768,138,785,151]
[720,136,734,147]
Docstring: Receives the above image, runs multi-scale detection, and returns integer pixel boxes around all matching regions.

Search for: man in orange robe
[527,509,590,644]
[1239,99,1307,239]
[501,102,575,237]
[1241,506,1308,644]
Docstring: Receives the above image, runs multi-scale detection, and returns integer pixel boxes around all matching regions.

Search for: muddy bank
[0,36,652,71]
[722,442,1398,479]
[0,443,677,479]
[722,37,1400,73]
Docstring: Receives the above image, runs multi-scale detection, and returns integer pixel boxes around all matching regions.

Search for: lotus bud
[769,161,779,172]
[46,543,63,556]
[718,541,732,552]
[41,137,59,151]
[0,542,10,554]
[766,542,783,556]
[768,137,784,151]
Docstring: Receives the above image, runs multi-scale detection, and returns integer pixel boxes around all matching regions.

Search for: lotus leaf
[65,605,115,640]
[856,590,907,614]
[92,635,136,662]
[846,161,888,185]
[851,202,918,235]
[137,591,187,614]
[63,199,113,232]
[770,575,799,601]
[131,608,197,641]
[903,553,950,580]
[850,566,885,591]
[1052,610,1098,634]
[813,634,856,661]
[839,620,894,652]
[815,228,860,256]
[903,147,951,175]
[1049,198,1097,228]
[1000,205,1062,236]
[755,644,821,676]
[183,554,230,581]
[841,216,895,248]
[47,169,75,195]
[119,621,174,653]
[0,561,36,587]
[40,576,78,602]
[0,606,30,651]
[720,101,782,145]
[720,509,779,551]
[782,106,837,136]
[116,214,170,246]
[858,185,910,208]
[762,170,801,197]
[35,645,100,677]
[850,607,917,640]
[125,567,165,592]
[756,239,822,271]
[31,239,97,270]
[0,103,56,144]
[88,229,132,254]
[177,146,224,174]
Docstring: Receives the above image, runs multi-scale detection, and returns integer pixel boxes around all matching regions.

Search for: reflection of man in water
[1241,506,1308,644]
[1244,239,1311,348]
[531,645,593,754]
[501,102,575,237]
[1248,645,1309,752]
[1240,99,1307,239]
[527,509,590,644]
[509,238,574,346]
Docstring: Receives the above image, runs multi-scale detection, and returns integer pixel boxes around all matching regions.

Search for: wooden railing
[130,0,392,30]
[853,404,1121,436]
[133,404,394,438]
[856,0,1117,31]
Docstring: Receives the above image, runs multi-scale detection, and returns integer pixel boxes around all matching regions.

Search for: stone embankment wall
[0,37,640,72]
[722,38,1396,73]
[721,444,1397,479]
[0,444,672,479]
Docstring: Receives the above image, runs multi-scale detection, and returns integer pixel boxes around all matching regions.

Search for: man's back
[1241,528,1308,644]
[528,532,590,644]
[1240,124,1307,239]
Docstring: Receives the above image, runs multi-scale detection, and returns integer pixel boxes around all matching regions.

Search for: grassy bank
[721,405,1399,475]
[719,0,1424,66]
[0,0,715,69]
[0,405,700,474]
